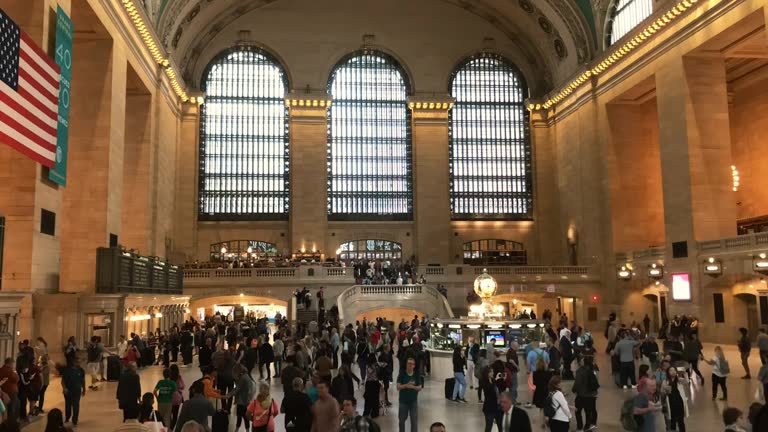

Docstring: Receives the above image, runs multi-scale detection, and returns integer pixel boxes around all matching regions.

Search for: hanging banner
[48,5,73,186]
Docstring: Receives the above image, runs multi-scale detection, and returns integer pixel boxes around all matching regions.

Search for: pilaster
[409,97,454,265]
[287,95,332,255]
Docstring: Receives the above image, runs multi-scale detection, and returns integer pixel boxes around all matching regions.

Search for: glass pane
[327,51,412,219]
[199,49,289,220]
[449,54,532,219]
[609,0,653,45]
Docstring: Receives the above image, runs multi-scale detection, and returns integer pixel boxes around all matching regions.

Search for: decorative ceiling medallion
[518,0,535,14]
[542,0,592,64]
[554,39,567,58]
[538,16,553,34]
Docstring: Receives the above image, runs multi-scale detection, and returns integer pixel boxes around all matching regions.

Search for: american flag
[0,8,60,168]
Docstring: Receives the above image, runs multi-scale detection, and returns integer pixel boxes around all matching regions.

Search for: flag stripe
[0,130,54,167]
[0,110,56,152]
[1,83,57,129]
[0,123,56,163]
[20,34,59,80]
[0,94,57,142]
[16,87,57,127]
[19,70,59,107]
[19,49,59,90]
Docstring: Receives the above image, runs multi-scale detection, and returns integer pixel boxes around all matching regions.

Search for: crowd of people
[0,305,766,432]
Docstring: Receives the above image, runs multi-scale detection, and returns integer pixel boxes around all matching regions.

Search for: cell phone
[676,367,685,372]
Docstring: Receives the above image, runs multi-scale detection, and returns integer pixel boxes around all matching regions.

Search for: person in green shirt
[154,368,177,427]
[397,357,423,432]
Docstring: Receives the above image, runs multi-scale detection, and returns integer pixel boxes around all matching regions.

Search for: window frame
[198,46,291,221]
[326,49,414,221]
[605,0,654,47]
[448,52,533,221]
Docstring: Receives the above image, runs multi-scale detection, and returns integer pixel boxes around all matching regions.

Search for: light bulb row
[529,0,699,112]
[121,0,194,103]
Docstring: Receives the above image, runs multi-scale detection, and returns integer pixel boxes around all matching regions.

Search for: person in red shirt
[0,357,19,418]
[122,342,141,368]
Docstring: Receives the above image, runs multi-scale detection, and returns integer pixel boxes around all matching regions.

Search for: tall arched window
[198,47,289,220]
[327,50,412,220]
[449,53,532,220]
[607,0,653,46]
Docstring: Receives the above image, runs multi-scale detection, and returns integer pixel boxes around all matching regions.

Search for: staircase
[295,308,317,325]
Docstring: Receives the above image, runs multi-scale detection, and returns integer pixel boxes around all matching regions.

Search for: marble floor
[21,342,767,431]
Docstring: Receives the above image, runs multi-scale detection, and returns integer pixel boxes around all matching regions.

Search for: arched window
[327,50,412,220]
[338,239,402,262]
[607,0,653,46]
[199,47,289,220]
[449,53,532,220]
[210,240,278,262]
[463,239,527,266]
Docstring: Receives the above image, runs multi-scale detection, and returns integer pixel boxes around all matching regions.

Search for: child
[704,346,729,401]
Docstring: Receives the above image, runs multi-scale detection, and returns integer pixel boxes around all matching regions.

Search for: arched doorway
[189,295,288,322]
[735,293,760,339]
[354,308,426,326]
[643,293,661,335]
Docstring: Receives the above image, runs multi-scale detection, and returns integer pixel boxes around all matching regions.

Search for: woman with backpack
[704,346,730,401]
[532,358,553,427]
[474,349,489,403]
[247,382,278,432]
[545,375,572,432]
[661,366,689,432]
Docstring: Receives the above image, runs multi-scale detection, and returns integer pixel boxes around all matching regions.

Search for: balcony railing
[615,246,666,263]
[183,264,597,284]
[699,232,768,253]
[336,284,454,322]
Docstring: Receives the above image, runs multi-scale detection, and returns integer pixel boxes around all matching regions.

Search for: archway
[643,293,661,335]
[735,293,760,340]
[354,308,426,327]
[189,295,288,322]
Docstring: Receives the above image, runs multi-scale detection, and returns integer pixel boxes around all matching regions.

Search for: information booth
[427,318,546,381]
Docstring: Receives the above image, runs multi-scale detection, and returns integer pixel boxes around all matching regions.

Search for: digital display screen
[671,273,691,301]
[485,330,506,347]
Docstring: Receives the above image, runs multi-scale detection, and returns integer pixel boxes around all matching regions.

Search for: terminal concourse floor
[22,343,766,431]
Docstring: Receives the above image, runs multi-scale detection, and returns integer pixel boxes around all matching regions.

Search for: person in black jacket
[738,327,751,379]
[281,377,312,432]
[116,363,141,422]
[451,346,467,402]
[480,367,501,432]
[499,390,532,432]
[258,337,275,380]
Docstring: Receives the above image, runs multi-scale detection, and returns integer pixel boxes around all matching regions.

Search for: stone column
[409,98,454,265]
[287,95,331,255]
[173,104,200,262]
[60,34,127,292]
[656,56,736,318]
[530,110,563,265]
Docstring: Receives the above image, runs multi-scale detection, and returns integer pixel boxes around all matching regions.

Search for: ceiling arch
[152,0,596,94]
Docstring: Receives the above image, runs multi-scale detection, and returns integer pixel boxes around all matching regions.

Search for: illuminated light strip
[528,0,699,112]
[407,101,454,110]
[120,0,193,103]
[284,99,332,108]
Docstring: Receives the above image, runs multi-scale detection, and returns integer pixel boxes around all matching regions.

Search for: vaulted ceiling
[143,0,605,93]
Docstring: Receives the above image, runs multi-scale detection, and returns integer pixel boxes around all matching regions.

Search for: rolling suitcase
[212,409,229,432]
[107,355,121,381]
[444,377,455,400]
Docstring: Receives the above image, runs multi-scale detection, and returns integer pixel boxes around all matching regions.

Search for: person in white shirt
[117,336,129,359]
[546,375,572,432]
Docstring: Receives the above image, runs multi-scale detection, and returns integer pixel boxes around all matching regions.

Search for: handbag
[143,410,167,432]
[252,400,274,432]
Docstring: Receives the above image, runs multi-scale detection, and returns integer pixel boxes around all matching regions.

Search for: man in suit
[499,390,532,432]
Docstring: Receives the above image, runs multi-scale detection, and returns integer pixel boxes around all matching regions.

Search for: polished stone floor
[22,342,766,431]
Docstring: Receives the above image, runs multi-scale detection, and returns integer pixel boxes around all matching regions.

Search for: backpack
[87,344,99,362]
[353,415,381,432]
[621,396,640,431]
[719,357,730,375]
[543,392,559,418]
[587,371,600,392]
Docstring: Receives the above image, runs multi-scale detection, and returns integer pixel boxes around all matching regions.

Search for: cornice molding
[545,0,744,124]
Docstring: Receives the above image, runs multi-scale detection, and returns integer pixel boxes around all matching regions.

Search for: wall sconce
[703,257,722,276]
[617,265,632,280]
[648,263,664,279]
[754,253,768,274]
